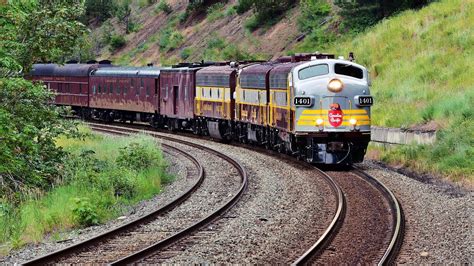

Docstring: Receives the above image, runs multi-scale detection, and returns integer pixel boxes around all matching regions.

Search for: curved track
[88,122,403,264]
[293,168,404,265]
[88,122,403,265]
[23,124,247,265]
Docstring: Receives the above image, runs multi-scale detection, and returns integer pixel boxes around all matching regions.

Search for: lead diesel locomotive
[30,53,373,164]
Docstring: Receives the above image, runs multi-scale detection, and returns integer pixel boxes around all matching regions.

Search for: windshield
[298,64,329,80]
[334,63,363,79]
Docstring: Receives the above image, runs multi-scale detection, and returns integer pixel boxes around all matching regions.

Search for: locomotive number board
[294,96,312,107]
[357,96,374,106]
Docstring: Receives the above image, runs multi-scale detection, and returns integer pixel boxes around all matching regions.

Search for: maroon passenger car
[89,67,163,123]
[30,63,104,115]
[159,67,201,131]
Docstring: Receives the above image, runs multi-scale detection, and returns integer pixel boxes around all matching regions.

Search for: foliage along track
[22,124,247,264]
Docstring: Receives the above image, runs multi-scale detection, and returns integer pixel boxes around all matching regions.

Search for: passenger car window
[298,64,329,80]
[335,63,363,79]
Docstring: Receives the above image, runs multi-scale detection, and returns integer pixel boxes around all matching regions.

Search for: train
[30,53,373,164]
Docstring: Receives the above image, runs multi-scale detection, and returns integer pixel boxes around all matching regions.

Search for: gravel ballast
[2,126,471,264]
[139,134,336,264]
[359,161,472,264]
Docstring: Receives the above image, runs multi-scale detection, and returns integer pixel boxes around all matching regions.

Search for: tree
[335,0,433,33]
[83,0,115,23]
[0,0,85,199]
[0,0,88,74]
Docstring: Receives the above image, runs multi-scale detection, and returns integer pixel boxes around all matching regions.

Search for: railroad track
[87,123,403,265]
[23,123,248,265]
[293,168,404,265]
[24,121,402,264]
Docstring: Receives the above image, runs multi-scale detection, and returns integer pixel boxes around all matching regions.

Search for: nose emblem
[328,103,343,127]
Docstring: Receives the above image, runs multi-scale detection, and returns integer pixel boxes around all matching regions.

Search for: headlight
[328,78,344,93]
[349,118,357,125]
[316,118,324,125]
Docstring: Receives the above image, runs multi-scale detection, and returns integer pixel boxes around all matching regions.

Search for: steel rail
[292,168,404,265]
[352,168,404,265]
[292,167,346,265]
[97,124,248,265]
[23,128,205,265]
[89,122,402,265]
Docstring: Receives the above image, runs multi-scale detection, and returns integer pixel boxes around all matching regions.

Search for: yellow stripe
[196,98,231,103]
[236,102,267,107]
[196,86,229,89]
[238,88,266,91]
[271,106,291,111]
[302,109,368,115]
[299,115,369,120]
[297,120,371,126]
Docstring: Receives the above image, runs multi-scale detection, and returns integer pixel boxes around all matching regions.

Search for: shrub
[297,0,331,33]
[235,0,252,14]
[222,44,255,61]
[207,3,225,22]
[207,37,226,50]
[225,5,237,16]
[178,11,189,23]
[242,0,296,31]
[109,35,126,51]
[116,141,162,170]
[180,47,192,60]
[127,21,142,33]
[155,0,172,14]
[72,198,99,227]
[100,21,113,45]
[158,29,184,52]
[168,31,184,50]
[106,168,138,198]
[203,36,256,61]
[244,15,259,32]
[336,0,432,33]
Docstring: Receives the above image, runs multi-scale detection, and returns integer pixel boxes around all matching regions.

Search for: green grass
[297,0,473,183]
[299,0,473,129]
[0,125,171,253]
[369,110,473,182]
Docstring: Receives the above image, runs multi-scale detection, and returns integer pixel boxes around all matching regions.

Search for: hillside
[93,0,302,65]
[319,0,472,182]
[318,0,473,129]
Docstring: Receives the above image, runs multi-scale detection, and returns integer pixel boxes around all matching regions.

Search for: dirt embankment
[96,1,303,65]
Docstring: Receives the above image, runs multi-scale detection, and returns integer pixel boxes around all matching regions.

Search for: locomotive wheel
[265,141,271,150]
